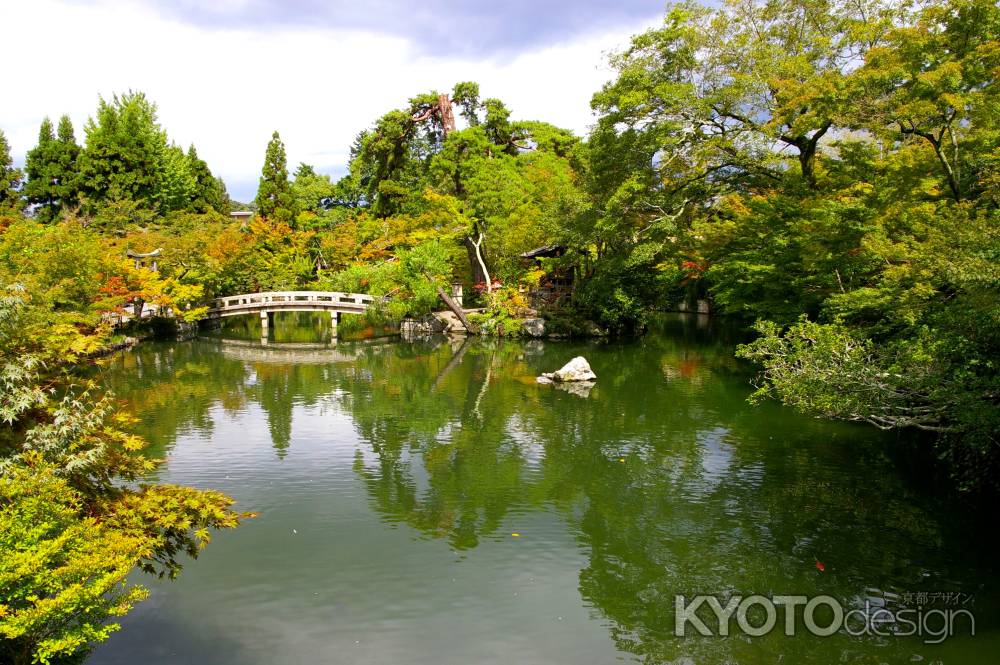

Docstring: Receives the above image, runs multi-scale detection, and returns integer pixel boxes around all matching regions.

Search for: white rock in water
[549,356,597,382]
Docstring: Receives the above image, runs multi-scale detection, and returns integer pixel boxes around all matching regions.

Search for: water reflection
[93,318,998,664]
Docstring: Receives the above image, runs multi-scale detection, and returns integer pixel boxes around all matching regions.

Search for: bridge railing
[209,291,376,313]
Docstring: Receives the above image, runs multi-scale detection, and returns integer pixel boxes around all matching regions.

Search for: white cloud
[4,0,650,201]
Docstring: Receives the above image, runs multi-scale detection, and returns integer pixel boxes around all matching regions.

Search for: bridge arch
[205,291,377,339]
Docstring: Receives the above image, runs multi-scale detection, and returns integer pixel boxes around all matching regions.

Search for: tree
[291,163,337,216]
[56,115,76,146]
[23,118,55,216]
[587,0,902,249]
[55,116,82,214]
[157,143,196,213]
[0,129,24,213]
[187,145,227,213]
[855,0,1000,201]
[481,98,519,154]
[73,92,227,219]
[255,131,298,224]
[346,82,486,218]
[0,237,248,662]
[343,83,590,296]
[452,81,481,126]
[0,464,149,665]
[580,0,908,329]
[99,257,208,322]
[585,0,1000,490]
[23,116,81,221]
[77,92,169,213]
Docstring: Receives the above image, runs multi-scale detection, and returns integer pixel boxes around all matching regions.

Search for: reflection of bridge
[206,291,377,338]
[203,338,393,364]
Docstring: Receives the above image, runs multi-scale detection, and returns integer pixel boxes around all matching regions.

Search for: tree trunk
[798,145,816,188]
[785,122,830,189]
[899,122,962,201]
[433,336,471,390]
[466,231,492,294]
[929,136,962,201]
[437,284,478,334]
[439,94,456,135]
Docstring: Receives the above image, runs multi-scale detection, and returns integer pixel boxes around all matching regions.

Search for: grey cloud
[94,0,663,57]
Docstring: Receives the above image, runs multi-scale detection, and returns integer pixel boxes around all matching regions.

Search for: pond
[90,314,997,664]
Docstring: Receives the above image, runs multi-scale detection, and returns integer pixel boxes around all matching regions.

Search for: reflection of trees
[341,330,969,663]
[345,338,544,550]
[212,311,330,342]
[98,338,380,458]
[255,363,307,458]
[100,322,982,663]
[210,311,393,343]
[98,341,253,454]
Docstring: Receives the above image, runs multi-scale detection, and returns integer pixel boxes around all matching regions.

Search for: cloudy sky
[4,0,664,202]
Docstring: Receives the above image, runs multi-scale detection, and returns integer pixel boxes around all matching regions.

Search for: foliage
[591,0,1000,489]
[255,131,298,225]
[23,117,81,222]
[77,92,167,213]
[0,221,247,662]
[186,145,228,214]
[398,240,454,314]
[738,318,949,432]
[0,131,24,214]
[68,91,225,221]
[0,220,111,334]
[320,239,457,320]
[854,0,1000,202]
[291,163,337,219]
[469,287,531,337]
[221,218,314,293]
[342,83,590,294]
[0,462,148,665]
[99,258,207,323]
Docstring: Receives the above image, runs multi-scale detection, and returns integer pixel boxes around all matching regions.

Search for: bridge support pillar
[330,311,340,340]
[260,311,270,341]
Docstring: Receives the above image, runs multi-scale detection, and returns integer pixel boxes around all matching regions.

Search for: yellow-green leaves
[0,465,149,665]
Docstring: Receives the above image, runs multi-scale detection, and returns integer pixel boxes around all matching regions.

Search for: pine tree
[291,162,337,214]
[254,131,298,224]
[23,119,55,217]
[77,92,167,212]
[158,143,196,212]
[0,129,24,213]
[187,145,227,213]
[24,116,82,221]
[56,115,74,143]
[36,118,54,146]
[54,115,82,213]
[214,176,231,213]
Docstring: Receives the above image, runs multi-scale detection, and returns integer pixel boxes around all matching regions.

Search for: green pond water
[89,314,998,664]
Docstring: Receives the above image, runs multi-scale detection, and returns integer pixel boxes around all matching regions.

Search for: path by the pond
[89,316,998,664]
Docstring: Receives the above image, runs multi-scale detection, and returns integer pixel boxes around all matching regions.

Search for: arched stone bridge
[206,291,377,337]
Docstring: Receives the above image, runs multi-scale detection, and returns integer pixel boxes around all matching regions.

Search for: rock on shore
[522,318,546,338]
